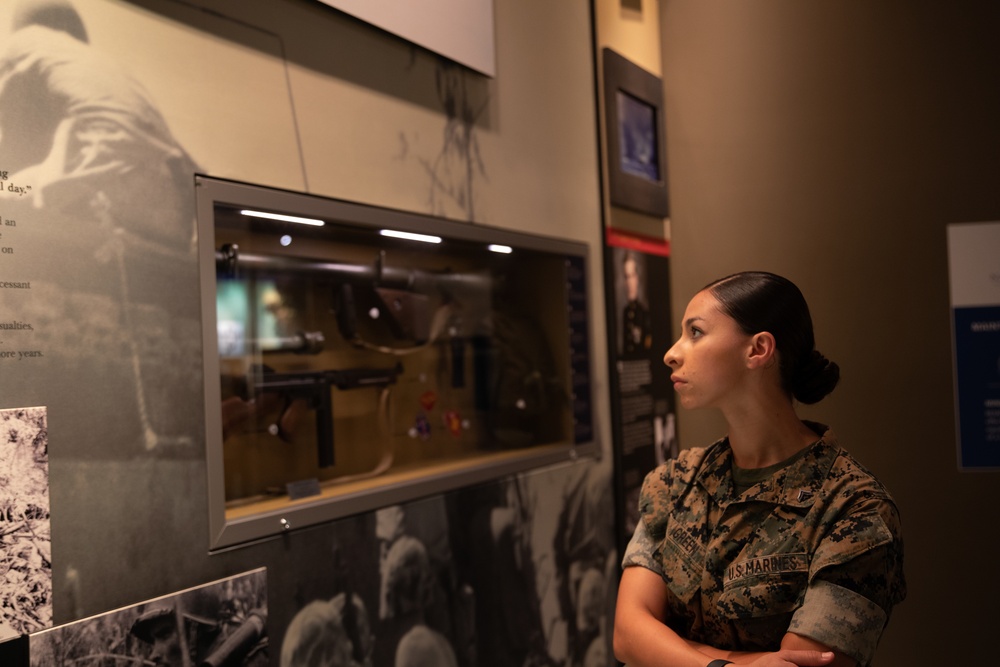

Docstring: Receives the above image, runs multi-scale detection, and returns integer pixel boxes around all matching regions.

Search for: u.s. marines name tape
[726,553,809,584]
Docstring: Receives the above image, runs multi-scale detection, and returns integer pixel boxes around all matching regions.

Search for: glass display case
[196,177,597,549]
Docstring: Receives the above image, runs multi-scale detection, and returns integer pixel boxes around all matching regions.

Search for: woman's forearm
[614,567,717,667]
[613,607,717,667]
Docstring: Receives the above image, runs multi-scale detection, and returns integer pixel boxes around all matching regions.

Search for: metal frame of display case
[196,176,599,550]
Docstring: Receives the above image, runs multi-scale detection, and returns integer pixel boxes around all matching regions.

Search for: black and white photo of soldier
[274,512,381,667]
[281,591,374,667]
[374,500,469,667]
[382,535,459,667]
[617,249,652,359]
[276,498,470,667]
[446,477,553,667]
[0,0,199,248]
[29,568,268,666]
[549,463,616,667]
[0,406,51,640]
[0,0,203,456]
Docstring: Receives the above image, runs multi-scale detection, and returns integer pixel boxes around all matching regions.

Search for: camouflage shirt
[622,423,905,666]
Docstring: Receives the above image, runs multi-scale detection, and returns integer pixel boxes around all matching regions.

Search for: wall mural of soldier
[0,0,203,456]
[273,465,616,667]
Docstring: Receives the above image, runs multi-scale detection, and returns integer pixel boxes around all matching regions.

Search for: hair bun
[792,350,840,404]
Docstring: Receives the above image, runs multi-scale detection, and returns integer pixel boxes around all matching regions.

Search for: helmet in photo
[11,0,89,42]
[130,588,222,644]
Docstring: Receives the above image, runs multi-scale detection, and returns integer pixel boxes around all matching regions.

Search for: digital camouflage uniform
[622,423,905,667]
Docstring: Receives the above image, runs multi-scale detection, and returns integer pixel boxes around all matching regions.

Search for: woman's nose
[663,342,680,367]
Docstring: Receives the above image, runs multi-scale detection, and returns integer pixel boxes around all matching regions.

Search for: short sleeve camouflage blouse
[622,423,906,667]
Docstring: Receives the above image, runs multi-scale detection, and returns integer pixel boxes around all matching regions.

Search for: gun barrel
[256,331,325,355]
[218,249,376,283]
[200,612,267,667]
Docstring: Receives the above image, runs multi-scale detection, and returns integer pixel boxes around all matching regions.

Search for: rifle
[200,610,268,667]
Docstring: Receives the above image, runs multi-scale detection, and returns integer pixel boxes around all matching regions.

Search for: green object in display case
[196,176,598,550]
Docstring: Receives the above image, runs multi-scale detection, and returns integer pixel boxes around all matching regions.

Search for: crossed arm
[613,567,857,667]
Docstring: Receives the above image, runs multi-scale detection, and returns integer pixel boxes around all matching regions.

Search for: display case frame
[196,176,598,550]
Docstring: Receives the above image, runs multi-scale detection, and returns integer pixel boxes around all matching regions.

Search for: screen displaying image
[616,90,660,183]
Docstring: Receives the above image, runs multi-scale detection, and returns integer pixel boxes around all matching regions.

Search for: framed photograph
[0,406,51,640]
[604,229,675,556]
[602,48,670,218]
[30,568,267,666]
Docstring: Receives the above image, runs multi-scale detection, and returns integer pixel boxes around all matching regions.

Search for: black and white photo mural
[275,464,616,667]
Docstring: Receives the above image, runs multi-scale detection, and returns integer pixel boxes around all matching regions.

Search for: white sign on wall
[947,221,1000,470]
[318,0,496,77]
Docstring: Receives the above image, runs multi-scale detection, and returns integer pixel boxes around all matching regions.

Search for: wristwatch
[706,661,734,667]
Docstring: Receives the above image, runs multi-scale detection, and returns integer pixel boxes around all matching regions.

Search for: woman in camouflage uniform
[613,272,905,667]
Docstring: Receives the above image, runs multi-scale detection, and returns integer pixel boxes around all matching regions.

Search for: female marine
[613,272,905,667]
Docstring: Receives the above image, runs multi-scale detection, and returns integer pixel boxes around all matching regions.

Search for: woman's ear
[746,332,777,369]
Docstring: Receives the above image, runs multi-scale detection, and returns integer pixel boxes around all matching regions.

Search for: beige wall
[111,0,605,239]
[596,0,662,76]
[660,0,999,663]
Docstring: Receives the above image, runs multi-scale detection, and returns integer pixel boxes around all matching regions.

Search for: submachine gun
[250,362,403,468]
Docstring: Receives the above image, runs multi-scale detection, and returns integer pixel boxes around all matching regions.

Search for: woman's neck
[722,393,817,469]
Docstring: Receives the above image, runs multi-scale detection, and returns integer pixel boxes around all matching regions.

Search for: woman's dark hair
[705,271,839,404]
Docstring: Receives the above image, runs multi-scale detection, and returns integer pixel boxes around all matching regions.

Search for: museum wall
[659,0,1000,663]
[0,0,616,665]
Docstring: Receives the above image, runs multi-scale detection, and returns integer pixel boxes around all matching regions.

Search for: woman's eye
[690,327,703,338]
